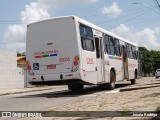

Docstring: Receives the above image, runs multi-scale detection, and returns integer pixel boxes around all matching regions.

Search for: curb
[120,84,160,92]
[0,86,66,96]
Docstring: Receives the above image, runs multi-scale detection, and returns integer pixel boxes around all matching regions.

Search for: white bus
[26,16,139,91]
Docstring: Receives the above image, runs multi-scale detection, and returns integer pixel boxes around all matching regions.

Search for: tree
[139,47,154,76]
[17,51,22,57]
[17,51,26,57]
[150,50,160,71]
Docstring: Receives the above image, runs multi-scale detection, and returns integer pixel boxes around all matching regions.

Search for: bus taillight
[74,56,79,66]
[74,56,79,61]
[27,66,31,70]
[72,56,79,72]
[26,61,31,70]
[74,61,78,66]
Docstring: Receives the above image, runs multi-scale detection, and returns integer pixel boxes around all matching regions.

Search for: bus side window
[80,25,94,51]
[109,37,115,55]
[80,25,86,50]
[86,27,94,51]
[127,44,135,59]
[127,44,130,58]
[132,46,137,59]
[115,39,121,56]
[104,35,110,54]
[129,45,133,59]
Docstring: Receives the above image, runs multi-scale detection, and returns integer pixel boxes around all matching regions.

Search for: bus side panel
[106,55,123,82]
[128,59,138,79]
[81,50,97,84]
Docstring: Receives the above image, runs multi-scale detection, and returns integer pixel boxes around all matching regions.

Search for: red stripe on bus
[118,57,122,60]
[35,56,41,58]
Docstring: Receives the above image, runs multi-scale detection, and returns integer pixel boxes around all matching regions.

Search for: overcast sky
[0,0,160,52]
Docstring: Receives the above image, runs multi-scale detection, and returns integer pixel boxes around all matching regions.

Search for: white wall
[0,50,24,89]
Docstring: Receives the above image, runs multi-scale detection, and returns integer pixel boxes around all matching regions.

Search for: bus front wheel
[131,71,137,84]
[131,79,136,84]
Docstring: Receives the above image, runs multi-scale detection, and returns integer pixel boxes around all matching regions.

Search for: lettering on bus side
[59,57,70,62]
[86,58,94,64]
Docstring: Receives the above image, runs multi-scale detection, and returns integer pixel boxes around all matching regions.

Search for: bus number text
[59,57,70,62]
[86,58,94,64]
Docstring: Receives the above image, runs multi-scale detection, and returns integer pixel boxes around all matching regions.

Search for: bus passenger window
[80,25,94,51]
[115,39,121,56]
[127,44,130,58]
[132,46,137,59]
[104,35,110,54]
[109,37,115,55]
[127,44,134,59]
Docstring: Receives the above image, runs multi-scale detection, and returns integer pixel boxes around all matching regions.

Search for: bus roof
[28,15,138,47]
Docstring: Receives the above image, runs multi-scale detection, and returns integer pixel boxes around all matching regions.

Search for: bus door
[122,45,129,79]
[94,36,105,83]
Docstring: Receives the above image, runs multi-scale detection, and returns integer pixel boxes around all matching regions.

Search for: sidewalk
[0,85,67,96]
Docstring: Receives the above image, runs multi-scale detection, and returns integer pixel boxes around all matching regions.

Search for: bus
[26,16,139,91]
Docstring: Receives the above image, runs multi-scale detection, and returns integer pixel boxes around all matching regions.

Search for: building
[0,50,24,89]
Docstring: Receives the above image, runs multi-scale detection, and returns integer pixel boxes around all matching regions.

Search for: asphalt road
[0,77,158,111]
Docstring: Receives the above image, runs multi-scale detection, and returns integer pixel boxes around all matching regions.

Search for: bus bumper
[28,71,81,85]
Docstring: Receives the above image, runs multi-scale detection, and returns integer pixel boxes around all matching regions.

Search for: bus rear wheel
[68,83,84,91]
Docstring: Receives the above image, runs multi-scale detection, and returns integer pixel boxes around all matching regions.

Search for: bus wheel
[131,79,136,84]
[107,71,116,90]
[131,71,137,84]
[68,84,84,91]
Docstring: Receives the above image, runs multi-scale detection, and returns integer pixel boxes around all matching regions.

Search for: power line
[96,8,150,25]
[133,2,160,15]
[0,6,155,24]
[153,0,160,13]
[107,9,151,30]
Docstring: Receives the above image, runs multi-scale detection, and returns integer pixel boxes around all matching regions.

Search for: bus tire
[131,71,137,84]
[131,79,136,84]
[68,84,84,91]
[107,71,116,90]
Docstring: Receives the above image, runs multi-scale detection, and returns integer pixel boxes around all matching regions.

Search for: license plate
[47,65,56,69]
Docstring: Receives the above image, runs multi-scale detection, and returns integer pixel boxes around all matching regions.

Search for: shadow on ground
[14,83,133,99]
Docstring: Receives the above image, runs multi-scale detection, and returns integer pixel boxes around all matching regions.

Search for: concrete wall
[0,50,24,89]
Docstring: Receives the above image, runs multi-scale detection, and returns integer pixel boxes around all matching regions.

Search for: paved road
[0,77,159,111]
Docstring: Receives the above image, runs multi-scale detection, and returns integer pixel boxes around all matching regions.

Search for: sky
[0,0,160,52]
